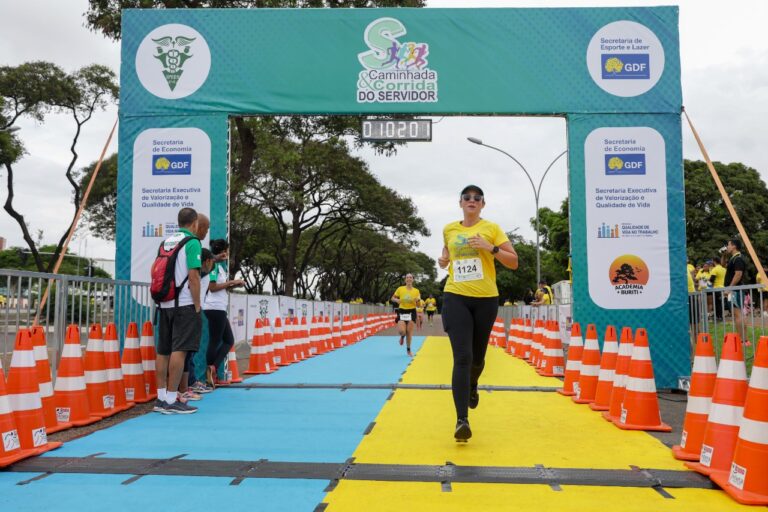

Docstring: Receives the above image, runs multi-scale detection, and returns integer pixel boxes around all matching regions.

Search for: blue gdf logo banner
[601,54,651,80]
[152,154,192,175]
[605,153,646,175]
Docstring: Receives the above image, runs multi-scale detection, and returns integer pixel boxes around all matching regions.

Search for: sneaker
[191,382,213,394]
[454,418,472,441]
[399,336,404,346]
[181,390,202,401]
[152,399,168,413]
[407,348,413,357]
[469,386,480,409]
[165,400,198,414]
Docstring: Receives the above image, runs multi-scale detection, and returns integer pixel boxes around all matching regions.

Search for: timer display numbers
[361,119,432,142]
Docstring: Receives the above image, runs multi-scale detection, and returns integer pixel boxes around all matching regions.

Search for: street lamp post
[467,137,567,285]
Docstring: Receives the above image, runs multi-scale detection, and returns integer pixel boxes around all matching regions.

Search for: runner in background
[416,298,425,330]
[425,295,437,327]
[391,274,420,357]
[438,185,518,441]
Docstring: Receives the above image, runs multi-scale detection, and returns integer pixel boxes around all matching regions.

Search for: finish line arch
[116,7,686,387]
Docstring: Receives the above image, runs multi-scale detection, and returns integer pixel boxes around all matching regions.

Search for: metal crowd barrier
[0,269,153,378]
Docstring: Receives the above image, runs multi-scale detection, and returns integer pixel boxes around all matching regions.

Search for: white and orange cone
[6,329,62,454]
[84,323,116,418]
[30,326,72,434]
[558,322,583,397]
[589,325,619,411]
[139,321,158,400]
[614,328,671,432]
[104,323,134,412]
[0,356,36,467]
[603,327,634,423]
[686,332,748,475]
[53,325,99,427]
[573,324,601,404]
[710,336,768,505]
[121,322,149,404]
[671,333,717,461]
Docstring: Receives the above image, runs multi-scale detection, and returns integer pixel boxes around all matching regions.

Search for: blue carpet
[0,473,327,512]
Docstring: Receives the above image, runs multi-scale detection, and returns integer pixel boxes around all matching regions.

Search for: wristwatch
[492,245,500,254]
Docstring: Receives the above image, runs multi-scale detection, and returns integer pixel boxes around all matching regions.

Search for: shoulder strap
[172,235,199,307]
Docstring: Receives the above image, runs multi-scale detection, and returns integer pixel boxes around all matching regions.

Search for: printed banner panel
[246,295,281,339]
[279,296,297,318]
[227,293,248,344]
[120,7,681,116]
[568,113,687,388]
[296,300,313,320]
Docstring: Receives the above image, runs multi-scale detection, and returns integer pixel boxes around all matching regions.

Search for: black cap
[460,184,484,196]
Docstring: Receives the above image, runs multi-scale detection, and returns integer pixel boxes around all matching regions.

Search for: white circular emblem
[586,20,665,97]
[135,23,211,100]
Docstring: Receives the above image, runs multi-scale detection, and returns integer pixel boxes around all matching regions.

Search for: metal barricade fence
[0,269,153,380]
[688,283,764,366]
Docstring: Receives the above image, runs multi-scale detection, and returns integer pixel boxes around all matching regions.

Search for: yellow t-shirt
[393,286,420,310]
[687,264,695,293]
[710,264,726,288]
[416,299,425,313]
[425,298,437,311]
[443,219,510,297]
[539,287,552,305]
[696,270,711,290]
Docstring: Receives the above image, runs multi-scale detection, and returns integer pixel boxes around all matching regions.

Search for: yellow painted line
[323,481,753,512]
[402,336,562,387]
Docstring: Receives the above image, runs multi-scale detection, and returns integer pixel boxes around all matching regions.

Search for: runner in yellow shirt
[425,295,438,327]
[416,299,425,330]
[390,274,420,357]
[438,185,518,442]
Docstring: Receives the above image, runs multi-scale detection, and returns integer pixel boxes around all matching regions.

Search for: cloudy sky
[1,0,767,283]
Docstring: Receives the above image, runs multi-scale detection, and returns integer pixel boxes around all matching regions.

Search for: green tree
[535,198,570,274]
[684,160,768,274]
[79,153,118,240]
[0,245,110,278]
[0,62,118,272]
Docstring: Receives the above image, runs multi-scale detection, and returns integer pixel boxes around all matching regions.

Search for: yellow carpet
[322,337,751,511]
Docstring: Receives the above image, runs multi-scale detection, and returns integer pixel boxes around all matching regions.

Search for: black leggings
[205,309,234,369]
[442,292,498,419]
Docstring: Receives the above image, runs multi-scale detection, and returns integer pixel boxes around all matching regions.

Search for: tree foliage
[0,62,118,273]
[85,0,426,40]
[0,245,111,278]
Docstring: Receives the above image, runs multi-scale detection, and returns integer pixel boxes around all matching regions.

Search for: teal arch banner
[117,7,687,387]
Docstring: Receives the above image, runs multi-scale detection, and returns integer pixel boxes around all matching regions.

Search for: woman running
[416,299,425,330]
[425,295,437,327]
[391,274,420,356]
[204,239,245,387]
[438,185,518,441]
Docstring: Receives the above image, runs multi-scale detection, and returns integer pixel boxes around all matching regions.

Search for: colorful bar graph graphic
[142,221,164,237]
[597,223,620,239]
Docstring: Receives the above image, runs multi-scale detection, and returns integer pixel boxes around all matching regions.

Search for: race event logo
[608,254,649,296]
[605,154,646,176]
[586,20,665,97]
[152,154,192,176]
[136,24,211,100]
[357,17,438,103]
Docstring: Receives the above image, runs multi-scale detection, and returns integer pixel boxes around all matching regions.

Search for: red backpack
[150,235,198,305]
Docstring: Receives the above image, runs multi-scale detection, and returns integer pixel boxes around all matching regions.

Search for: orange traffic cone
[53,325,99,427]
[273,318,289,366]
[226,346,243,383]
[614,328,671,432]
[515,319,532,359]
[558,322,583,396]
[139,321,158,400]
[506,319,518,355]
[672,333,717,460]
[121,322,149,404]
[6,329,61,454]
[30,326,72,434]
[332,317,343,349]
[529,320,543,367]
[300,317,312,358]
[321,316,332,353]
[104,323,134,412]
[538,321,565,377]
[573,324,601,404]
[686,333,748,474]
[308,316,320,357]
[710,336,768,505]
[84,323,116,418]
[603,327,634,423]
[590,325,619,411]
[245,318,273,374]
[0,356,36,467]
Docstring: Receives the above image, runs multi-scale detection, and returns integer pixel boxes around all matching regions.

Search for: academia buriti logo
[586,20,665,97]
[136,24,211,100]
[608,254,650,296]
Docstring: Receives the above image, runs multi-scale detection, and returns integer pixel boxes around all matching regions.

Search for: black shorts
[397,309,416,323]
[426,310,435,318]
[158,305,202,355]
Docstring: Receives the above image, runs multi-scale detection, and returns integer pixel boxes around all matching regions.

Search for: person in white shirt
[204,239,245,387]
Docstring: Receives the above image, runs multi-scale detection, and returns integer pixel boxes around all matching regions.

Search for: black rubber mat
[4,456,716,491]
[225,383,560,392]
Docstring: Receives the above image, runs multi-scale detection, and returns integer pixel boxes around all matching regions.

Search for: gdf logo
[605,154,646,176]
[136,24,211,100]
[152,154,192,175]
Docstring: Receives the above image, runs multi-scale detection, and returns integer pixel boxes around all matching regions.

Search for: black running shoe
[454,418,472,441]
[165,401,198,414]
[152,399,167,413]
[469,386,479,409]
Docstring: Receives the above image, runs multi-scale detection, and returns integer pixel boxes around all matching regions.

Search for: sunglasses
[461,193,484,202]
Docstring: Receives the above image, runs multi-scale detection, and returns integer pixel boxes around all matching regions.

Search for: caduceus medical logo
[357,17,438,104]
[259,299,269,319]
[152,35,196,91]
